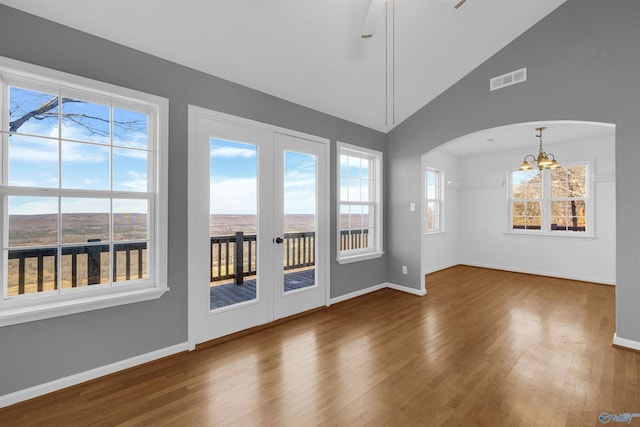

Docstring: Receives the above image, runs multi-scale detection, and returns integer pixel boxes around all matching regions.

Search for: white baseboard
[461,262,615,286]
[329,281,426,305]
[385,282,427,296]
[329,283,386,304]
[424,263,458,275]
[613,333,640,351]
[0,342,189,409]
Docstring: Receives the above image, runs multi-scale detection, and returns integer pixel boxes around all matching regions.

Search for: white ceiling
[438,121,616,158]
[1,0,567,133]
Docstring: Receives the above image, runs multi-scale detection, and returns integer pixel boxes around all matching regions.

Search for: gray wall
[0,5,387,395]
[387,0,640,341]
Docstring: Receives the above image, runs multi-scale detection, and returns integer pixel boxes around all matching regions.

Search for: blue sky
[7,86,149,215]
[339,152,372,218]
[210,138,317,215]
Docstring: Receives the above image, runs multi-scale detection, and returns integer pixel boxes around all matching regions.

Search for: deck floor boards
[210,269,315,309]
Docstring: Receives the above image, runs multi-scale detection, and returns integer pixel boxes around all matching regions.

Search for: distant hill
[9,213,147,246]
[210,214,316,236]
[8,213,317,246]
[9,212,363,246]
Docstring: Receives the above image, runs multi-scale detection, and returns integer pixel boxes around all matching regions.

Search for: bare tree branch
[9,96,145,145]
[9,97,81,133]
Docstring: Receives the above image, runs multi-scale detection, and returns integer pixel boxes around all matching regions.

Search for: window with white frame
[337,142,383,263]
[0,57,168,326]
[509,163,589,235]
[425,167,443,233]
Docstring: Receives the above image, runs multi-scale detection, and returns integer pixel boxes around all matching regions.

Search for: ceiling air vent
[490,67,527,91]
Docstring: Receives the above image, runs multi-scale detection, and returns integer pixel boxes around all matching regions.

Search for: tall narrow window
[425,168,443,232]
[510,169,542,231]
[509,163,589,235]
[550,165,587,232]
[337,142,383,263]
[0,57,168,326]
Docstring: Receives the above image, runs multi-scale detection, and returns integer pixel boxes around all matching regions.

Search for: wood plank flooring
[2,265,639,426]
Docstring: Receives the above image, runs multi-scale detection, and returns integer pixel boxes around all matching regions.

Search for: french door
[188,106,328,346]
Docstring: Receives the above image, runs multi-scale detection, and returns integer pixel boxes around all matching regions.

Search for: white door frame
[187,105,330,350]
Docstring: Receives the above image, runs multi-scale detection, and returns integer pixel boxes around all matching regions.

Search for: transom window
[425,167,443,233]
[509,163,590,235]
[337,142,383,263]
[0,57,168,326]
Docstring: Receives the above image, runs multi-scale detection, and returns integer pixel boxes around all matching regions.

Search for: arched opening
[421,120,616,286]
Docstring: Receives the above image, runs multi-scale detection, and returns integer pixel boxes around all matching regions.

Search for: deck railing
[8,242,147,295]
[9,229,369,294]
[210,232,258,284]
[210,229,369,285]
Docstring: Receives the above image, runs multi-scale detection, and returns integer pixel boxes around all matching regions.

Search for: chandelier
[518,127,560,171]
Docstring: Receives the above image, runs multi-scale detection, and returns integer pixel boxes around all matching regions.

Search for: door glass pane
[209,138,258,309]
[282,150,317,293]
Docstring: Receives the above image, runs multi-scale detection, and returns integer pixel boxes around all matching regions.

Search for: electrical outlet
[402,265,408,275]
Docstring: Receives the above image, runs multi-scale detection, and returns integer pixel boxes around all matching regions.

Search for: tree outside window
[510,163,589,234]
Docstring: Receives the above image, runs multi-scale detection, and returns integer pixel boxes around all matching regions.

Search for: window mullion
[542,169,549,232]
[57,88,62,295]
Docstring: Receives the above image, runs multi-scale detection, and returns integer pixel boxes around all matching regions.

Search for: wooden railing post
[234,232,244,285]
[87,239,101,285]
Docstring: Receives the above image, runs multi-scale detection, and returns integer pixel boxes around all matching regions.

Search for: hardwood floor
[2,265,639,426]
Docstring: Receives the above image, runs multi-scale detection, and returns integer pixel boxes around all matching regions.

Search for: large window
[337,142,383,263]
[0,57,168,326]
[509,163,590,235]
[425,167,443,233]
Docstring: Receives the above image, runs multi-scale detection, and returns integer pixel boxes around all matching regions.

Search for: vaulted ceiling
[2,0,567,133]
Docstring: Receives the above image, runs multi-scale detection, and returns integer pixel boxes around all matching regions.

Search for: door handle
[275,237,284,244]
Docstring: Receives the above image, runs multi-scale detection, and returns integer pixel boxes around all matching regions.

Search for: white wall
[422,150,460,276]
[457,135,616,284]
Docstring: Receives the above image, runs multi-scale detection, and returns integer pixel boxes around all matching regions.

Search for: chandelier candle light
[518,127,560,171]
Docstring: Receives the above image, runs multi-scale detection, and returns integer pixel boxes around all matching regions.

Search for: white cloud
[116,170,148,192]
[208,171,317,214]
[60,120,110,145]
[9,197,58,215]
[210,177,257,214]
[62,141,109,163]
[284,175,316,214]
[83,178,103,186]
[9,137,58,162]
[115,147,147,159]
[113,199,148,214]
[13,120,56,138]
[284,188,316,214]
[115,132,148,150]
[9,135,109,164]
[61,198,110,214]
[210,146,256,158]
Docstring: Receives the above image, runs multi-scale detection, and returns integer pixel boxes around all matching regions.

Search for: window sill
[424,231,446,236]
[0,286,169,327]
[503,231,596,240]
[336,251,385,265]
